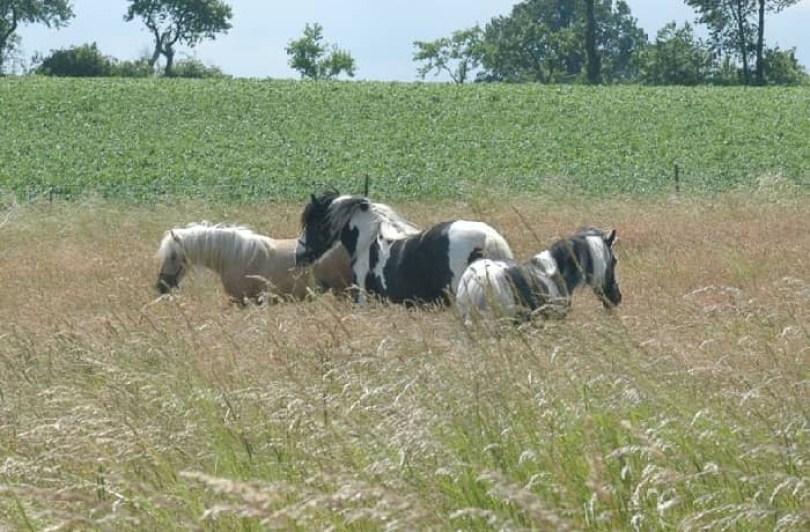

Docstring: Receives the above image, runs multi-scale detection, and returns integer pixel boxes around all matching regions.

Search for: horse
[155,222,352,305]
[455,227,622,325]
[294,192,514,306]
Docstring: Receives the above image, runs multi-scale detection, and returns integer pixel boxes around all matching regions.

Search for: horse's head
[296,191,341,266]
[156,230,189,294]
[296,191,373,266]
[595,228,622,308]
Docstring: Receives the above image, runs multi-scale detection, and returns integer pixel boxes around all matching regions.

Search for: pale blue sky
[14,0,810,80]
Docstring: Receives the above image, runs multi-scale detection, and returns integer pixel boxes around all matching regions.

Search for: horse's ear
[310,193,317,203]
[359,198,370,211]
[170,229,181,243]
[605,229,618,247]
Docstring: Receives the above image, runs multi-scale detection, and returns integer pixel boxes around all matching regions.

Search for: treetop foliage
[0,0,806,85]
[1,0,74,72]
[285,23,356,80]
[124,0,232,76]
[413,0,806,85]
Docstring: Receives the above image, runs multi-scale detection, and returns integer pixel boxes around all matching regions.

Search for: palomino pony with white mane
[156,222,352,305]
[455,226,622,325]
[295,192,514,306]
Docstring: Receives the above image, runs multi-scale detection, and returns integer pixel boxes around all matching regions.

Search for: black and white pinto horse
[295,192,514,306]
[456,227,622,325]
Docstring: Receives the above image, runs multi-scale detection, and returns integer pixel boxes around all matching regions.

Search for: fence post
[364,175,370,197]
[674,164,680,195]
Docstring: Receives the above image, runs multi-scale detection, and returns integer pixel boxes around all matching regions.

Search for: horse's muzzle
[601,287,622,309]
[294,241,315,266]
[156,275,177,294]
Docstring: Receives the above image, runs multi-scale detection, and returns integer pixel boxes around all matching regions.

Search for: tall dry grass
[0,192,807,530]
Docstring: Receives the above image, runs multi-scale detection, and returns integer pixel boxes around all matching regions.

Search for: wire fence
[4,178,373,204]
[3,166,809,205]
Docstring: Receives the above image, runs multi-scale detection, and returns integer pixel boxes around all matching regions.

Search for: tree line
[414,0,807,85]
[1,0,806,84]
[1,0,235,77]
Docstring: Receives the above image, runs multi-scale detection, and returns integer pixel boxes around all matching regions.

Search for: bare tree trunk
[0,6,19,72]
[733,0,751,83]
[149,47,161,69]
[164,47,175,77]
[756,0,765,84]
[585,0,601,84]
[148,27,162,71]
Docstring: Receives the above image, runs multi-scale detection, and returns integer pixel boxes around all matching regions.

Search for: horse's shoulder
[255,236,277,255]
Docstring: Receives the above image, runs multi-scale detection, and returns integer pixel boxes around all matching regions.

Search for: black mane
[300,190,340,229]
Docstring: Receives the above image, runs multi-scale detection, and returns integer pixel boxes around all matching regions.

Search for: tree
[761,45,808,85]
[124,0,232,77]
[754,0,802,84]
[286,23,355,80]
[413,26,484,84]
[34,42,113,77]
[584,0,601,83]
[171,57,228,78]
[1,0,74,73]
[635,22,712,85]
[476,0,646,83]
[685,0,801,85]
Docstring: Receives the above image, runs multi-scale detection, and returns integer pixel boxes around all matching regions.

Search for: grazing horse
[456,227,622,325]
[295,192,514,306]
[155,222,352,305]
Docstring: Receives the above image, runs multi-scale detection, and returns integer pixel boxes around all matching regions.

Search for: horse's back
[456,258,520,324]
[460,220,513,258]
[445,220,513,295]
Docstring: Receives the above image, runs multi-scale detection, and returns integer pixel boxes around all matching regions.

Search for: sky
[14,0,810,81]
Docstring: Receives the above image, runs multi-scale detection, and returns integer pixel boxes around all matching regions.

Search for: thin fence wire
[2,169,809,205]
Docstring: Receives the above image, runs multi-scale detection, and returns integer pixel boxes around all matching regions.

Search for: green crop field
[1,78,809,201]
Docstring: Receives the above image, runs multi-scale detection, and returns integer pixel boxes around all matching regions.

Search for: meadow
[1,78,809,200]
[0,79,808,529]
[0,191,808,530]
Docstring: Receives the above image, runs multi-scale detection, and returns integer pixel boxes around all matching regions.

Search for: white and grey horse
[156,222,352,305]
[295,192,514,306]
[456,227,622,325]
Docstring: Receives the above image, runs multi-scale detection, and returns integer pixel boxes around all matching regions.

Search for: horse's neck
[345,230,393,295]
[553,240,592,295]
[184,229,232,273]
[348,231,385,266]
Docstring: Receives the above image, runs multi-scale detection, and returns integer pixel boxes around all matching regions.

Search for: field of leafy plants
[1,77,809,200]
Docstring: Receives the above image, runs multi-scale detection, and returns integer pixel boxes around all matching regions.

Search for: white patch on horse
[371,203,420,239]
[349,219,373,298]
[456,259,518,325]
[446,221,513,295]
[532,250,557,276]
[370,237,392,292]
[530,251,567,299]
[585,235,608,283]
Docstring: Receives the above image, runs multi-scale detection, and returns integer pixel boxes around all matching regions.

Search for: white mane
[370,202,421,240]
[157,222,271,265]
[323,196,421,242]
